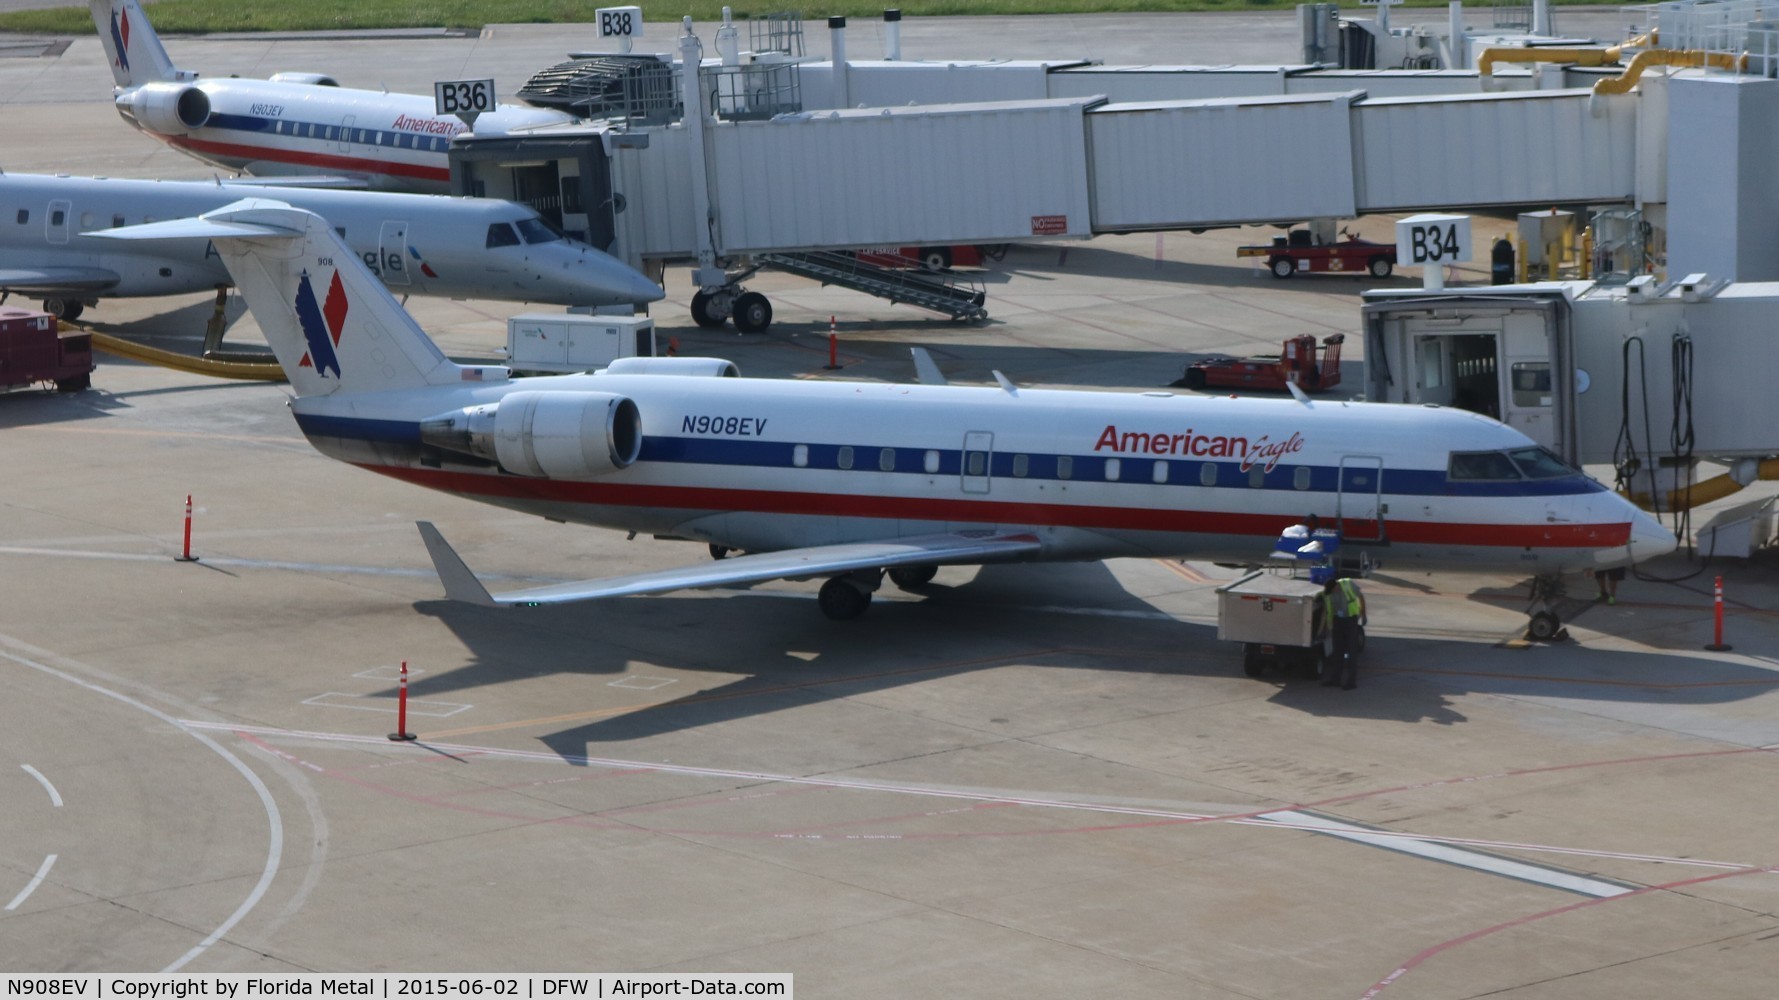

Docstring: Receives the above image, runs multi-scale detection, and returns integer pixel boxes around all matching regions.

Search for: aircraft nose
[1627,504,1677,562]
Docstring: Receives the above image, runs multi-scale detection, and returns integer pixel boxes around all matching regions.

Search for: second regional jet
[0,172,662,320]
[95,200,1675,632]
[90,0,573,192]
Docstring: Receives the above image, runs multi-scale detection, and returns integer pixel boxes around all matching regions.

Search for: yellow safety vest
[1325,578,1363,626]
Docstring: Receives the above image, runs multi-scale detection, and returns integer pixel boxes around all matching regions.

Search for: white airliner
[95,200,1674,627]
[91,0,573,192]
[0,171,662,320]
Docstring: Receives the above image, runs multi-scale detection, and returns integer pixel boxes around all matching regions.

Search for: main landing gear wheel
[731,291,773,334]
[43,297,83,322]
[1269,257,1295,279]
[708,543,731,561]
[818,577,872,620]
[888,565,937,590]
[1524,573,1569,642]
[1527,611,1562,642]
[1368,256,1394,278]
[690,289,729,329]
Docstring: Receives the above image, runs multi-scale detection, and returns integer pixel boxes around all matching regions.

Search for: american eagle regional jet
[90,0,573,192]
[0,172,663,320]
[94,200,1676,626]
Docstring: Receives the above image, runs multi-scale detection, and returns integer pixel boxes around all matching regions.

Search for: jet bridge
[454,34,1641,332]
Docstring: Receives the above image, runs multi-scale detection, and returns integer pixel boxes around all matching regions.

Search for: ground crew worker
[1321,575,1366,690]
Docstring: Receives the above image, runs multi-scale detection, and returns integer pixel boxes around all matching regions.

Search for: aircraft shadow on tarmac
[377,558,1776,761]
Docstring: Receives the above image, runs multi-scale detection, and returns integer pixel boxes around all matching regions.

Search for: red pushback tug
[1237,228,1396,279]
[0,307,92,393]
[1179,333,1343,393]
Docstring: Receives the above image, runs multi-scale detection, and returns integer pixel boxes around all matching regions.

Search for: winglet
[910,347,948,386]
[416,522,497,606]
[1286,379,1313,406]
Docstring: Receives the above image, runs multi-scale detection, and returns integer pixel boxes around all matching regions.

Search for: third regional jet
[90,0,573,192]
[95,200,1675,634]
[0,172,662,320]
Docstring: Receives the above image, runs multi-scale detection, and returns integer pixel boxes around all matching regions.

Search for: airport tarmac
[4,11,1779,997]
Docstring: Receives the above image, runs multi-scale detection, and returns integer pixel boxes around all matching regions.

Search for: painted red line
[1358,865,1778,998]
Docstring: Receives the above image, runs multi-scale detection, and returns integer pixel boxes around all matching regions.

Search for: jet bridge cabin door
[377,221,410,286]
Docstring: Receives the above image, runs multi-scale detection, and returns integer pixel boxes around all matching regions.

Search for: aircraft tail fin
[90,0,186,87]
[89,199,486,397]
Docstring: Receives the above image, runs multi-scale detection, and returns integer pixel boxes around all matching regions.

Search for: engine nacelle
[600,357,740,378]
[419,390,641,480]
[268,72,341,87]
[117,83,212,134]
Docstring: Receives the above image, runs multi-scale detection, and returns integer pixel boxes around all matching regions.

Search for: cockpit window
[485,223,521,248]
[514,217,564,244]
[1449,447,1576,481]
[1448,451,1520,481]
[1506,446,1574,479]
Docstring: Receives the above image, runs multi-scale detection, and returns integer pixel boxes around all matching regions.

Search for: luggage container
[503,314,656,376]
[0,307,92,393]
[1217,569,1332,679]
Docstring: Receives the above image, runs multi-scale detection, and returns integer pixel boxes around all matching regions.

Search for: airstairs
[757,251,990,322]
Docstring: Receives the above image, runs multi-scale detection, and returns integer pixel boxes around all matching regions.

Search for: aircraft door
[961,431,993,494]
[378,221,411,286]
[46,200,71,245]
[338,115,356,153]
[1337,455,1385,542]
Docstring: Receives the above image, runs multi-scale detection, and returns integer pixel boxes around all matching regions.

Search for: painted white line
[176,721,1745,881]
[0,646,283,973]
[609,676,678,691]
[20,764,63,807]
[353,665,425,681]
[301,692,471,717]
[4,854,57,911]
[1255,811,1635,898]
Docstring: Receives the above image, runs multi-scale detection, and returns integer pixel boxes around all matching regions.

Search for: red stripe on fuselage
[361,464,1634,549]
[166,135,450,183]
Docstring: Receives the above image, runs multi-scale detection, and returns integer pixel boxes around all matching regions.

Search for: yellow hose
[1591,48,1748,96]
[88,330,286,382]
[1625,457,1779,511]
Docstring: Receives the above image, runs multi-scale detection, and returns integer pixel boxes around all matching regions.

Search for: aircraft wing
[0,266,120,292]
[417,521,1043,608]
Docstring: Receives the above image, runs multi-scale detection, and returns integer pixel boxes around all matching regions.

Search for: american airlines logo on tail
[294,269,349,379]
[108,6,131,73]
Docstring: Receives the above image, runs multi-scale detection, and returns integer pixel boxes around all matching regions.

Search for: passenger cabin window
[1248,467,1265,488]
[1199,462,1218,486]
[837,446,854,470]
[965,451,987,477]
[1151,461,1168,484]
[923,450,940,474]
[485,223,521,248]
[1104,458,1121,482]
[1056,456,1073,480]
[16,209,27,224]
[793,444,808,468]
[878,448,896,472]
[1293,466,1312,490]
[80,212,94,228]
[112,214,124,227]
[50,209,63,226]
[1012,454,1029,478]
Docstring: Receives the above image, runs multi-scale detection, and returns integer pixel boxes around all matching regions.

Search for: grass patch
[0,0,1627,36]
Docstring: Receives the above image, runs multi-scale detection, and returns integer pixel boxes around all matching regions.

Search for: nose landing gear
[1525,574,1570,642]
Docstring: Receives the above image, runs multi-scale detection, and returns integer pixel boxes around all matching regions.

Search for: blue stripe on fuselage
[294,413,1605,499]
